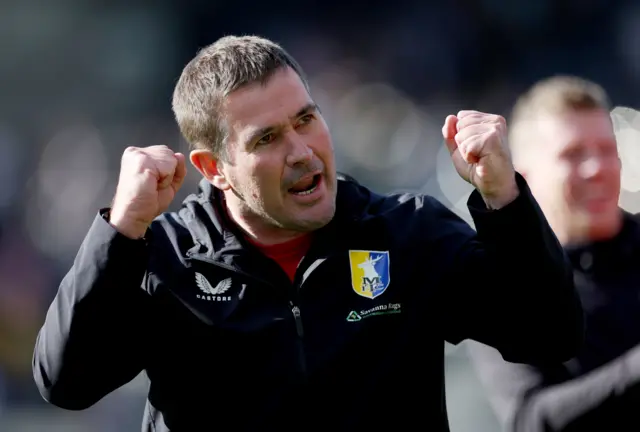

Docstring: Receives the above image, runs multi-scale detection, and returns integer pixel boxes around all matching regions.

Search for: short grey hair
[172,35,309,160]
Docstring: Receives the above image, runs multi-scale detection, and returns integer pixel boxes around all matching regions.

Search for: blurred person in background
[469,75,640,431]
[32,36,583,432]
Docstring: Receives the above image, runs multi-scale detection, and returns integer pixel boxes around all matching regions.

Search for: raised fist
[442,110,519,209]
[109,145,187,239]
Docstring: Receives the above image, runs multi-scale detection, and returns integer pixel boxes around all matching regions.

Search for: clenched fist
[442,110,519,209]
[110,145,187,239]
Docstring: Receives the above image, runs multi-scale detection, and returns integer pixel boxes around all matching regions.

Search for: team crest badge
[348,250,391,299]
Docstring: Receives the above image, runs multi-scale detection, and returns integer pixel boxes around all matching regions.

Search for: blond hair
[509,75,611,166]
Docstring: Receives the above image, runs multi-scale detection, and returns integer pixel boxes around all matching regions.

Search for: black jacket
[33,173,583,431]
[468,211,640,432]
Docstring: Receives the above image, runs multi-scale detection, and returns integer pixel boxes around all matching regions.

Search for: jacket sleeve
[32,210,151,410]
[467,341,640,432]
[437,173,584,364]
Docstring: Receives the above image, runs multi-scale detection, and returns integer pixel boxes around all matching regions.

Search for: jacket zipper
[288,248,329,379]
[189,254,309,377]
[290,303,307,376]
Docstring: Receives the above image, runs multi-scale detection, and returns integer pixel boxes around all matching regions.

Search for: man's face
[219,67,337,235]
[523,109,622,242]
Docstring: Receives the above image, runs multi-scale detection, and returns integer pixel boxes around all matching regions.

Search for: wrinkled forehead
[222,67,313,141]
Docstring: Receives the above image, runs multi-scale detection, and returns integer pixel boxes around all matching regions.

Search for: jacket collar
[180,174,369,262]
[565,210,640,271]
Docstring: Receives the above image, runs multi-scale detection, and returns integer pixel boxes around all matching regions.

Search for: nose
[579,155,606,180]
[285,133,313,167]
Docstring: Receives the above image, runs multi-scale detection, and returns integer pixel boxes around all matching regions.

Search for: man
[468,76,640,431]
[32,36,583,431]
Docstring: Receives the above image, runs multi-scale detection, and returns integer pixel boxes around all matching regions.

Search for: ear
[189,149,231,191]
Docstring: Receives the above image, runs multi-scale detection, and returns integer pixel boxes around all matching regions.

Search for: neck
[223,193,308,246]
[547,212,623,248]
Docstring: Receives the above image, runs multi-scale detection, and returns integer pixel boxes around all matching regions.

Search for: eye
[563,147,584,162]
[296,114,315,127]
[600,145,618,157]
[257,133,276,146]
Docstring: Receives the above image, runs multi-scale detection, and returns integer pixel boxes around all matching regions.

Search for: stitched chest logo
[195,273,232,302]
[346,303,402,322]
[348,250,391,299]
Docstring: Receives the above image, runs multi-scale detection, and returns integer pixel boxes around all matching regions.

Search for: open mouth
[288,174,322,196]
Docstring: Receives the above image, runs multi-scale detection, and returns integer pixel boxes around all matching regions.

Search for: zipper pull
[291,305,304,338]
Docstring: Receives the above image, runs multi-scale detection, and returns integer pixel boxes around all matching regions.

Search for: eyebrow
[245,103,319,147]
[294,102,319,119]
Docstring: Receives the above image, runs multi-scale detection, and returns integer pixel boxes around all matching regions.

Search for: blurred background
[3,0,640,430]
